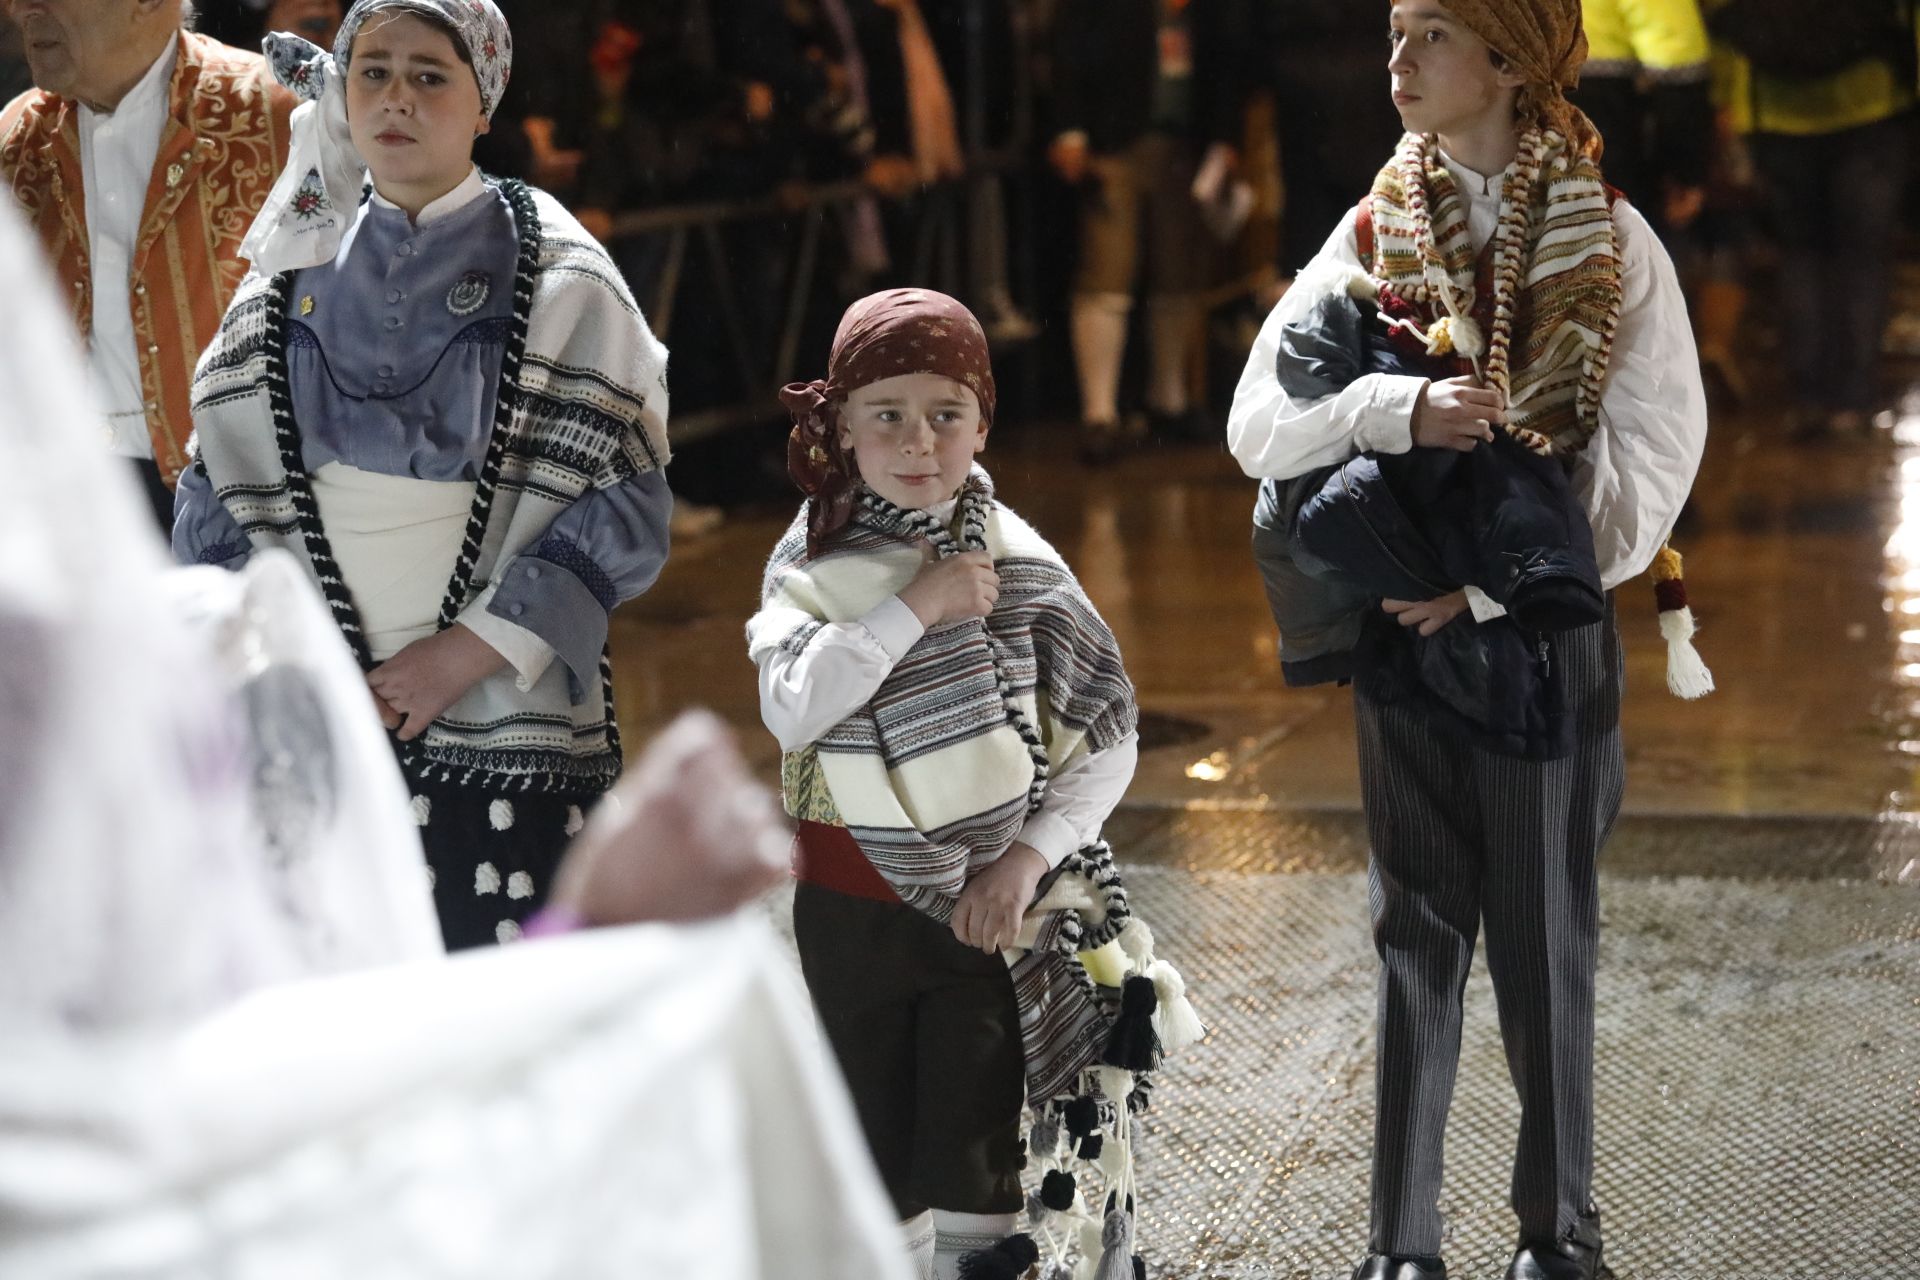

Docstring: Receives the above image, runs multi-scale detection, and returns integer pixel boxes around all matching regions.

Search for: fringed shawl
[1365,127,1622,456]
[191,181,670,793]
[748,466,1138,1099]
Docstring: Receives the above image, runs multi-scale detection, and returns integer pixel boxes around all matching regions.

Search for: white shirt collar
[369,167,489,226]
[78,32,177,125]
[1437,148,1509,199]
[924,495,961,522]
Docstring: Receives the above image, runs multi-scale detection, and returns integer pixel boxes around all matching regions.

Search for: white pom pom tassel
[1448,313,1485,362]
[1116,917,1155,970]
[1341,265,1379,301]
[1096,1135,1130,1182]
[1076,1220,1105,1269]
[1146,959,1205,1053]
[1659,607,1715,700]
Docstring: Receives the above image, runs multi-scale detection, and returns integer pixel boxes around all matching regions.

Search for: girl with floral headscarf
[176,0,674,951]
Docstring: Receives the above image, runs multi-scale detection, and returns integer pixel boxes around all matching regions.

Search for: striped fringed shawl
[189,180,670,793]
[1367,128,1622,456]
[749,466,1141,1100]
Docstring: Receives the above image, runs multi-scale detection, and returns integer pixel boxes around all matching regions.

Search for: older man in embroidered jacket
[1,0,294,530]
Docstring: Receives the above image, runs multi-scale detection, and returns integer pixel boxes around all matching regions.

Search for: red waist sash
[792,820,902,904]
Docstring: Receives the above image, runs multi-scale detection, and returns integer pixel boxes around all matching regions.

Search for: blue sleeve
[486,468,673,699]
[171,460,253,570]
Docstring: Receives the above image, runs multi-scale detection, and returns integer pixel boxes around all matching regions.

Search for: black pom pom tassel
[1101,975,1163,1071]
[957,1233,1040,1279]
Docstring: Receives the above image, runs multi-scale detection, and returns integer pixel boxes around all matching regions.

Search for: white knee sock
[901,1211,936,1280]
[1146,293,1200,416]
[1071,292,1132,425]
[931,1209,1019,1280]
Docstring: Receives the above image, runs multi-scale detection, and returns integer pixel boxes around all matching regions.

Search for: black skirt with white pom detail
[410,773,595,950]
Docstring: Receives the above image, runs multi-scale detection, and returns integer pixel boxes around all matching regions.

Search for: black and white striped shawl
[189,180,670,794]
[751,466,1141,1100]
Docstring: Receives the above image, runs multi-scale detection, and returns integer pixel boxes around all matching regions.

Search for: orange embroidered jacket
[0,32,294,486]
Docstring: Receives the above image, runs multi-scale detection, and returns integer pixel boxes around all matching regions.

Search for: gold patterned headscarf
[1431,0,1602,159]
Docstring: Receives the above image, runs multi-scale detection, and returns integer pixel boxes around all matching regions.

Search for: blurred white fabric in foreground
[0,916,908,1280]
[0,165,905,1280]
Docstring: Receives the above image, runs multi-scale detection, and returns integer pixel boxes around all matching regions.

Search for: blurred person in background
[1049,0,1255,462]
[1259,0,1405,280]
[1574,0,1713,237]
[1705,0,1918,439]
[195,0,343,48]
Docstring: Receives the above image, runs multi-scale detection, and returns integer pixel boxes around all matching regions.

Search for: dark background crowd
[6,0,1918,514]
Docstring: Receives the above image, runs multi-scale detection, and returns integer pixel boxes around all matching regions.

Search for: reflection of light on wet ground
[1879,388,1920,825]
[1185,750,1230,782]
[1891,388,1920,447]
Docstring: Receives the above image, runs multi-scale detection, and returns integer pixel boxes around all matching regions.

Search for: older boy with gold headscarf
[1229,3,1708,1279]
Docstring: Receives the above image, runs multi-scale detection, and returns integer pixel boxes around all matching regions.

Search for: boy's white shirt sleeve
[1232,203,1706,623]
[1226,217,1428,484]
[1014,732,1139,870]
[751,595,927,753]
[1573,200,1709,590]
[1459,203,1706,620]
[457,583,558,691]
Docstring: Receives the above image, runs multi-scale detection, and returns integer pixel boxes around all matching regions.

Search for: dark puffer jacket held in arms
[1250,274,1603,760]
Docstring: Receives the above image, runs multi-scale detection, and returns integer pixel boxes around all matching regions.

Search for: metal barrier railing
[603,161,1026,445]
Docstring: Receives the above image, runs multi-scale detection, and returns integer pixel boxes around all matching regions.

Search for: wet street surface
[615,374,1920,1276]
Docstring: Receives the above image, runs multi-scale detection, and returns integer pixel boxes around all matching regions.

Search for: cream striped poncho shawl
[749,467,1140,1100]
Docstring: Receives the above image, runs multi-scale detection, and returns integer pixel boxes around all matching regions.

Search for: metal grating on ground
[1108,808,1920,883]
[767,810,1920,1279]
[1122,866,1919,1279]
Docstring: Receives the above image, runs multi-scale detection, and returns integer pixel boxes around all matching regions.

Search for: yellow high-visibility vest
[1702,0,1919,134]
[1583,0,1712,79]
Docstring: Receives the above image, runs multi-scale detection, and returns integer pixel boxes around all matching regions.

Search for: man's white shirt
[78,32,178,459]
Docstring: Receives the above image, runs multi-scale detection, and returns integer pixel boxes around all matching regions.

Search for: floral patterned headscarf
[780,289,997,557]
[239,0,513,276]
[333,0,513,117]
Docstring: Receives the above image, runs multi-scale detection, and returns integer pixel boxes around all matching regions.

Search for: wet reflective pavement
[614,375,1920,1275]
[619,383,1920,837]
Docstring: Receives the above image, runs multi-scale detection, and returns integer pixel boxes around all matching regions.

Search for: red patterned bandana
[780,288,996,557]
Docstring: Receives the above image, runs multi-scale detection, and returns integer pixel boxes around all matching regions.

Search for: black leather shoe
[1148,406,1216,443]
[1350,1254,1447,1280]
[1078,420,1124,465]
[1504,1211,1604,1280]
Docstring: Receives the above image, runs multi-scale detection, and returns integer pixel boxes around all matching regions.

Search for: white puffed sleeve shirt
[1226,150,1709,621]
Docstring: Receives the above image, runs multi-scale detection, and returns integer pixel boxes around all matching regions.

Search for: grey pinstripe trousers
[1355,604,1625,1255]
